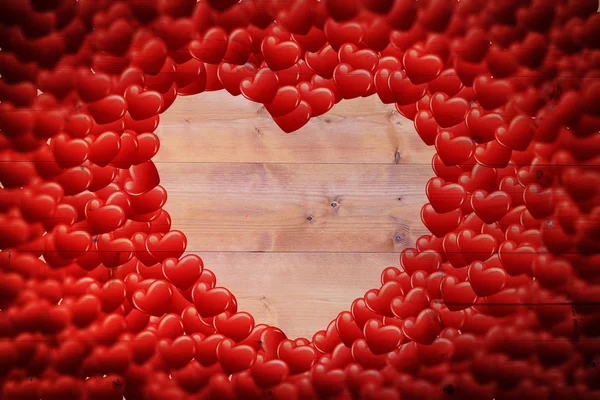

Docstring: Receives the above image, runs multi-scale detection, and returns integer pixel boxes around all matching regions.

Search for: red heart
[88,131,121,167]
[213,311,255,343]
[403,48,443,84]
[76,69,112,103]
[335,312,364,348]
[473,76,513,110]
[453,57,488,87]
[420,204,463,238]
[124,85,163,121]
[456,229,497,264]
[332,64,374,99]
[435,131,475,166]
[495,115,536,151]
[87,95,127,125]
[350,339,387,369]
[428,68,463,98]
[240,68,280,104]
[250,359,289,388]
[402,309,442,345]
[467,260,507,297]
[158,335,196,369]
[470,190,512,224]
[415,337,455,366]
[273,62,302,87]
[181,305,216,336]
[84,198,126,234]
[498,241,536,276]
[123,161,160,196]
[474,140,513,167]
[465,107,506,144]
[523,183,555,219]
[390,287,430,319]
[430,92,470,128]
[305,45,338,79]
[312,320,341,354]
[192,282,234,318]
[132,280,172,317]
[265,86,301,118]
[363,319,404,355]
[96,233,134,269]
[414,110,440,146]
[143,58,177,94]
[323,20,363,51]
[273,100,312,133]
[146,231,187,262]
[98,279,126,313]
[531,254,572,290]
[297,82,335,117]
[400,249,443,275]
[388,70,428,106]
[364,281,404,317]
[277,340,316,375]
[189,27,229,65]
[440,275,477,311]
[338,43,379,73]
[130,38,169,75]
[453,28,490,63]
[152,16,194,51]
[373,68,397,104]
[261,36,301,72]
[458,164,498,193]
[161,254,203,291]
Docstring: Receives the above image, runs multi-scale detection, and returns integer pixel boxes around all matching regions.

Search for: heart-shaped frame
[1,0,599,399]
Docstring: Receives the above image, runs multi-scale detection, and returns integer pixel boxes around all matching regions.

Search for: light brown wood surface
[155,92,436,339]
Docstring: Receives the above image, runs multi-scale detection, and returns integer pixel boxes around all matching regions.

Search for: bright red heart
[261,36,301,72]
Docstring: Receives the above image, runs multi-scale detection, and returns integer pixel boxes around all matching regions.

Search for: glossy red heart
[240,68,280,104]
[430,92,470,128]
[332,64,374,99]
[273,100,312,133]
[132,280,173,317]
[189,27,228,65]
[192,282,234,318]
[420,204,463,238]
[390,287,430,319]
[403,48,443,85]
[261,36,301,72]
[124,85,163,121]
[402,309,442,345]
[470,190,512,224]
[496,115,537,152]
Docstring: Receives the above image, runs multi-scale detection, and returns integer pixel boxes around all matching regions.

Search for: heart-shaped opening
[157,92,433,338]
[0,0,598,399]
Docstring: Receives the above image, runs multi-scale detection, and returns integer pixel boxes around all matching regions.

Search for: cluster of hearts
[0,0,599,399]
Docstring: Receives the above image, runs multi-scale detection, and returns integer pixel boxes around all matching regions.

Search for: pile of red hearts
[1,0,599,399]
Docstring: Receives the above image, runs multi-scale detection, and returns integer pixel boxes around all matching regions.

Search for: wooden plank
[201,252,399,340]
[155,92,434,164]
[160,163,432,253]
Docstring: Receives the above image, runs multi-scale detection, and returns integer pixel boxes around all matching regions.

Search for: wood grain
[203,252,398,340]
[155,92,434,165]
[161,163,432,252]
[157,93,435,338]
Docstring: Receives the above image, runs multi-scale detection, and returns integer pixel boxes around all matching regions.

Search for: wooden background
[155,92,436,340]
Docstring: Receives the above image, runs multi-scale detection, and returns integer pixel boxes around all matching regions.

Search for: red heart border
[0,0,599,399]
